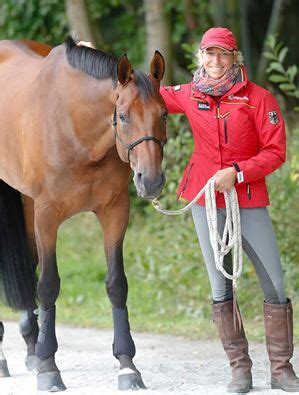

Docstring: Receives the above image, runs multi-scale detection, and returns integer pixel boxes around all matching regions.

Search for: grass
[1,202,298,342]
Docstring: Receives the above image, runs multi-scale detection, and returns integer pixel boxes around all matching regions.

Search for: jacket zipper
[246,183,251,200]
[179,163,193,198]
[224,116,228,144]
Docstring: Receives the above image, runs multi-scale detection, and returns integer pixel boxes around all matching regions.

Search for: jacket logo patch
[197,101,210,110]
[228,95,249,101]
[268,111,279,125]
[173,85,181,91]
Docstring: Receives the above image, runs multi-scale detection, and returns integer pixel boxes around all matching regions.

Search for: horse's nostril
[137,173,142,182]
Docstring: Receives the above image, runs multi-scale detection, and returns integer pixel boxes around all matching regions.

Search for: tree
[144,0,173,84]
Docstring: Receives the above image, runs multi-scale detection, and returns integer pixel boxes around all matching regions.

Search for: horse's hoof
[0,360,10,377]
[25,355,39,371]
[118,368,146,390]
[37,371,66,392]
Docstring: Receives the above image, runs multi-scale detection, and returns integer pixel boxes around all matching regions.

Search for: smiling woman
[159,27,299,393]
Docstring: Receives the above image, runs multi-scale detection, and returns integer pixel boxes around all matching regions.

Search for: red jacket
[160,67,286,208]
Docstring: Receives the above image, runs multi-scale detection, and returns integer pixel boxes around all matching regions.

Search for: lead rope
[152,176,243,330]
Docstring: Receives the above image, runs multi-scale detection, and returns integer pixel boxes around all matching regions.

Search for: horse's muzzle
[133,171,165,200]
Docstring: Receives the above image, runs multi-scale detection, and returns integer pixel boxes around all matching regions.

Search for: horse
[0,37,167,391]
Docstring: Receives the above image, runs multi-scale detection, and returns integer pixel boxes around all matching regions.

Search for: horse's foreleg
[96,192,146,390]
[19,309,39,371]
[20,196,39,371]
[34,205,66,392]
[0,322,10,377]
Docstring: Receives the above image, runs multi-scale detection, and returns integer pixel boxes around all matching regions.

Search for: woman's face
[202,47,235,79]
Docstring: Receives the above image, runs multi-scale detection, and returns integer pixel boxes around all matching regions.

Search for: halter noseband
[112,108,167,162]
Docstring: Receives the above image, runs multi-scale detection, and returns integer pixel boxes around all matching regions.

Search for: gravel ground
[0,321,299,395]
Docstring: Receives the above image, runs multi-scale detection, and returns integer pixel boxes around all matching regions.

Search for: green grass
[1,205,298,342]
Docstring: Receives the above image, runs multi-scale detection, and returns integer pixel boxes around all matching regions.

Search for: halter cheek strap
[112,108,167,162]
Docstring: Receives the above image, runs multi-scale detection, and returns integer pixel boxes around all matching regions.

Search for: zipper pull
[246,183,251,200]
[214,102,221,119]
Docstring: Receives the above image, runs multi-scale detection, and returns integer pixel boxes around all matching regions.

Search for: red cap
[200,27,238,51]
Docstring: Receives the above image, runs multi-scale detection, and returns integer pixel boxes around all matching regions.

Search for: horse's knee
[37,278,60,308]
[105,274,128,308]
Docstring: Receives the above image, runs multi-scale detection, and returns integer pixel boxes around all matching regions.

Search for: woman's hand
[214,167,237,193]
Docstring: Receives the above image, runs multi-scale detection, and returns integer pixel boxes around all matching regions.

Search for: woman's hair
[195,48,244,67]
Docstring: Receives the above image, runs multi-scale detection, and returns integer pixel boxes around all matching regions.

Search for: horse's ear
[117,54,132,85]
[149,50,165,83]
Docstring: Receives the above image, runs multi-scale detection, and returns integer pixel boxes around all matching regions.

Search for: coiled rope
[152,176,243,307]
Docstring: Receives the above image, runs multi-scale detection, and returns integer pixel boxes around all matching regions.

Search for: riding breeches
[191,205,287,304]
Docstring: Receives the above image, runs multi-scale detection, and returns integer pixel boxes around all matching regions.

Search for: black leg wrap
[19,309,39,355]
[35,306,58,361]
[0,322,4,339]
[19,309,38,336]
[112,306,135,359]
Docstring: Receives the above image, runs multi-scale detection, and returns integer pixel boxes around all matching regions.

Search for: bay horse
[0,37,166,391]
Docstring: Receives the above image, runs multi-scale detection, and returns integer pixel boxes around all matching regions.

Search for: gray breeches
[191,205,287,304]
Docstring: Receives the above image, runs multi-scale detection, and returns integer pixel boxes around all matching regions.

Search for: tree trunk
[65,0,100,46]
[210,0,226,26]
[239,0,253,79]
[256,0,286,85]
[144,0,173,84]
[183,0,197,42]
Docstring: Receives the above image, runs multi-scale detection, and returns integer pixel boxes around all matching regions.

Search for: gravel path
[1,321,299,395]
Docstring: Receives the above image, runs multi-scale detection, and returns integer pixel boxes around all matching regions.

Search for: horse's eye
[119,113,127,122]
[162,112,168,123]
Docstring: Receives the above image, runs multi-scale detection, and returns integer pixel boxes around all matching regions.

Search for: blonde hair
[195,48,244,67]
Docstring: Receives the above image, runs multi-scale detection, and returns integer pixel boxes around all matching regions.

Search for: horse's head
[114,52,167,200]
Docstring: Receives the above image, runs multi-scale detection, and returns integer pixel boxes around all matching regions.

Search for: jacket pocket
[179,163,194,198]
[224,116,228,144]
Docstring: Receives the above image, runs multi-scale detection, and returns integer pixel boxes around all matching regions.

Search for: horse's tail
[0,180,37,310]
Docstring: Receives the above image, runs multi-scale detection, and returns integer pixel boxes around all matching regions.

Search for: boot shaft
[263,299,299,391]
[212,300,252,371]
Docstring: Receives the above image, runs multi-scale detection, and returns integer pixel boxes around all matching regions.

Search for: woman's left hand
[214,167,237,193]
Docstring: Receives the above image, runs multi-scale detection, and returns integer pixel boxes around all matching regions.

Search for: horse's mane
[65,37,155,99]
[65,37,119,86]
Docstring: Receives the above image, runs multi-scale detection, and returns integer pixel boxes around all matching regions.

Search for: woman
[160,27,299,393]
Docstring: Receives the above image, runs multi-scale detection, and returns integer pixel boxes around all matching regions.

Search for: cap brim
[201,44,235,52]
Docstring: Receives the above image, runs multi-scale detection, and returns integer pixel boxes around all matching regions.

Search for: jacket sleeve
[236,91,286,183]
[159,85,186,114]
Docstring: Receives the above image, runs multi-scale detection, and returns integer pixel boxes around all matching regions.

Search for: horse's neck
[40,54,118,165]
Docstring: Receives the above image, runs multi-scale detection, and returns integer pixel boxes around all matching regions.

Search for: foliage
[0,0,67,44]
[265,35,299,111]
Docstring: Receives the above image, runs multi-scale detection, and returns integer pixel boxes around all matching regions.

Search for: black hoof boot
[37,371,66,392]
[25,355,40,371]
[118,369,146,390]
[0,360,10,377]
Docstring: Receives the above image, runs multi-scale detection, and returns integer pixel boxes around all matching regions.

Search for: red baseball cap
[200,27,238,51]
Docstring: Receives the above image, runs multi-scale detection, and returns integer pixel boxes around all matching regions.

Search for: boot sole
[227,385,252,393]
[271,383,299,392]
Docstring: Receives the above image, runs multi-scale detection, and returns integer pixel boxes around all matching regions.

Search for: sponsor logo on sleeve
[268,111,279,125]
[173,85,181,91]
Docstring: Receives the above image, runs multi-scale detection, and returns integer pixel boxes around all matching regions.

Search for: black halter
[112,108,167,162]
